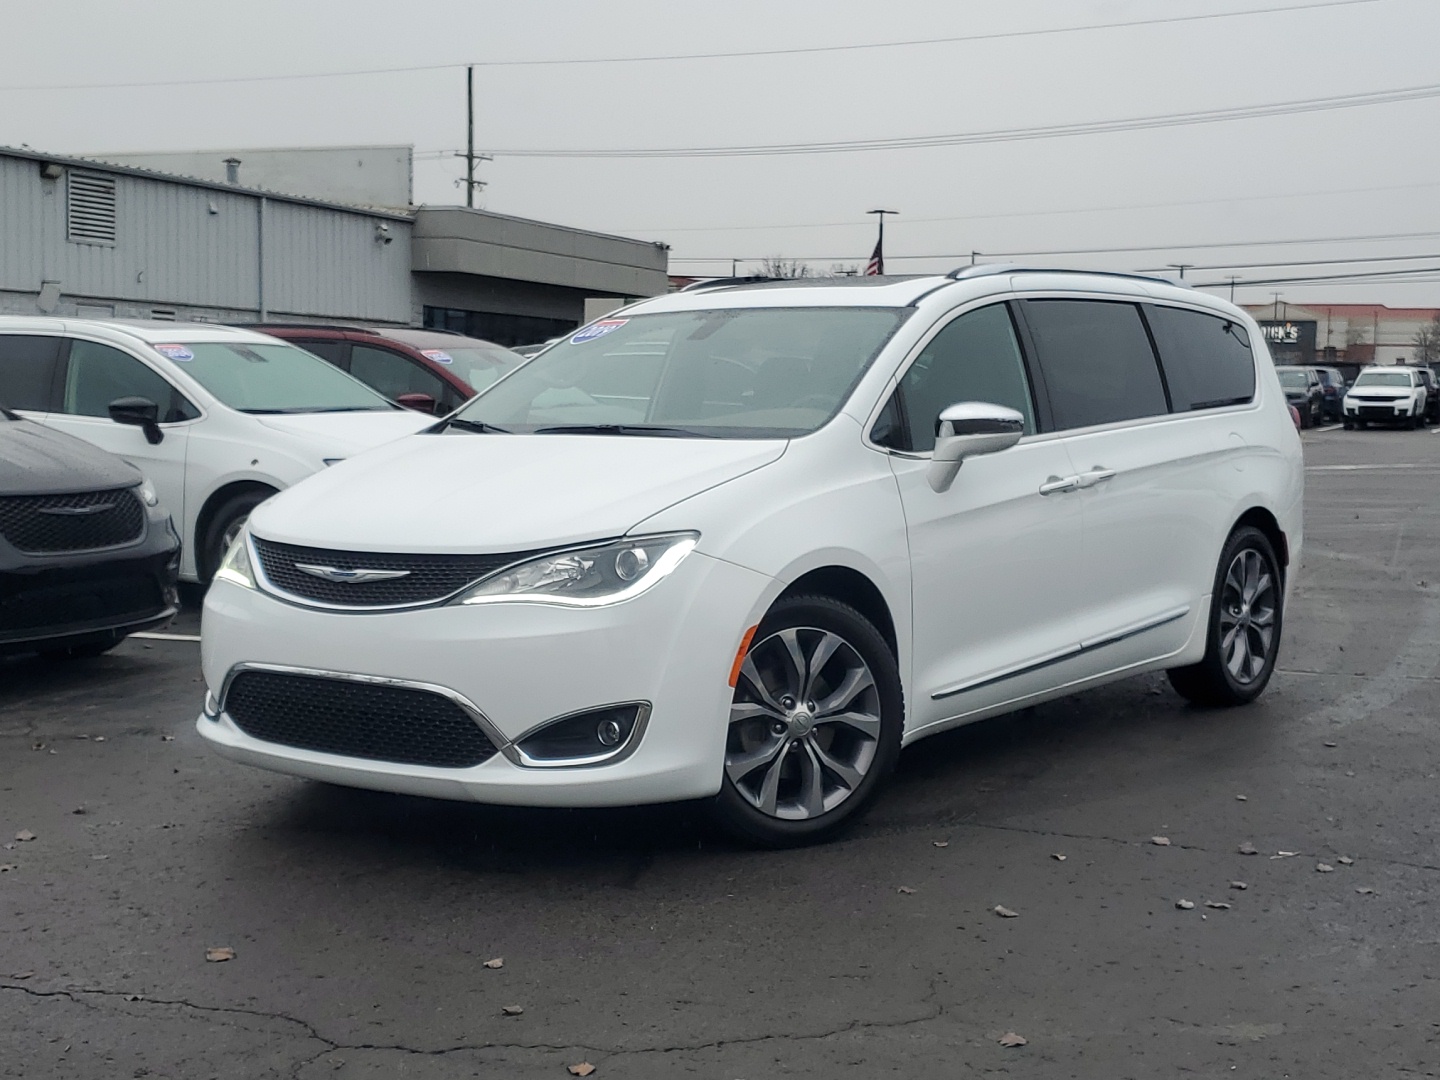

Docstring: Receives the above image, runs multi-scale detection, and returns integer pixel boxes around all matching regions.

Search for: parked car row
[2,275,1306,845]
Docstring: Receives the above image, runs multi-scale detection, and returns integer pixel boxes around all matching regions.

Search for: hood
[252,410,433,457]
[0,416,141,496]
[250,432,787,553]
[1345,385,1411,399]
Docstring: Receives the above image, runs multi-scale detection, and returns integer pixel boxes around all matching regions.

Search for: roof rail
[230,322,381,334]
[946,265,1185,288]
[678,275,784,293]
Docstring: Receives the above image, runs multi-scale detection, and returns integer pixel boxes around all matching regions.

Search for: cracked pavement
[3,425,1438,1078]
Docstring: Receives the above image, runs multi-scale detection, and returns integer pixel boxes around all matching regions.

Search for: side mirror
[108,396,163,445]
[396,392,438,413]
[927,401,1025,493]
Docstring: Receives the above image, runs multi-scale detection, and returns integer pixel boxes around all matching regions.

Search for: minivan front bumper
[197,549,773,806]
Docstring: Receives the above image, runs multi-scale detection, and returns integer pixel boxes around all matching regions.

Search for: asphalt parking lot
[3,425,1438,1080]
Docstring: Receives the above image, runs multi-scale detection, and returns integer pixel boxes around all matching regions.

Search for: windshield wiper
[531,424,716,438]
[441,417,512,434]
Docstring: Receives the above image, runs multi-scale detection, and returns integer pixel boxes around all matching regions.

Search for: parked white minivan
[199,269,1303,845]
[0,319,432,581]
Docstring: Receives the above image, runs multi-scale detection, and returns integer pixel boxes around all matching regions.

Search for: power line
[0,0,1379,92]
[483,80,1440,158]
[1138,251,1440,273]
[1197,264,1440,287]
[668,229,1440,265]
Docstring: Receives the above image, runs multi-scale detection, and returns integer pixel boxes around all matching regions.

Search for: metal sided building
[0,147,413,324]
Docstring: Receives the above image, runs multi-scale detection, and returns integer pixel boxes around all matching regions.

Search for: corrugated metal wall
[0,154,412,322]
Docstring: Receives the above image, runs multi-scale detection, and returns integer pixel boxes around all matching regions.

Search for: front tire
[199,489,273,584]
[711,595,903,847]
[1168,526,1283,707]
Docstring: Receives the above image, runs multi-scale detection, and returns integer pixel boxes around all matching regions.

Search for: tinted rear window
[1019,300,1168,430]
[1146,306,1256,410]
[0,335,61,411]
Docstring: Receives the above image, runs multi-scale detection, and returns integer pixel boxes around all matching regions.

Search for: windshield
[153,341,394,413]
[449,307,910,438]
[1353,370,1413,388]
[429,346,525,393]
[1276,370,1310,389]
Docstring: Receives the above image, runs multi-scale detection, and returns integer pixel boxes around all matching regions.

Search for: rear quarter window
[1144,305,1256,411]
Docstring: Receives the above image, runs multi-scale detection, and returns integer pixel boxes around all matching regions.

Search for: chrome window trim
[216,660,521,766]
[511,701,653,769]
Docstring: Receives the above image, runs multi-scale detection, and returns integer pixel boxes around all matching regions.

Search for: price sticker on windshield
[153,344,195,361]
[571,318,628,345]
[421,349,454,364]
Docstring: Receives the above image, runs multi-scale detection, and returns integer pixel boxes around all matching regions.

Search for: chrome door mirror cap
[927,401,1025,492]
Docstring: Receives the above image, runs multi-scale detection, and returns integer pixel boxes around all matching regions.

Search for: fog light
[516,703,648,766]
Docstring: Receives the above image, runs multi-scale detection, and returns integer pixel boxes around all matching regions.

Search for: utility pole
[971,250,980,266]
[1167,263,1194,280]
[455,66,492,208]
[1271,292,1284,320]
[1225,275,1241,301]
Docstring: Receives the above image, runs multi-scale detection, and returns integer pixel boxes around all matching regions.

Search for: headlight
[136,478,159,507]
[213,528,256,590]
[455,533,698,607]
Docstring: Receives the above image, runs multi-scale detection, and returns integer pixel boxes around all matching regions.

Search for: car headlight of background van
[455,533,698,607]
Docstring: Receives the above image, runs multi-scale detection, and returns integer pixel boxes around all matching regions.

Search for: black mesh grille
[253,538,539,607]
[225,670,498,768]
[0,489,145,554]
[0,572,163,637]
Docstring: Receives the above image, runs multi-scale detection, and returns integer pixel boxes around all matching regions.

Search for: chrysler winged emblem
[39,503,113,516]
[293,563,411,584]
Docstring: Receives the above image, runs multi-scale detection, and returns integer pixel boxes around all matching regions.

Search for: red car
[241,325,524,415]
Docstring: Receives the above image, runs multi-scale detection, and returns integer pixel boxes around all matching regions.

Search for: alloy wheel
[1218,548,1276,685]
[726,626,882,820]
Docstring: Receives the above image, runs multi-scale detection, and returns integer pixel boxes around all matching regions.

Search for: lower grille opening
[225,670,498,769]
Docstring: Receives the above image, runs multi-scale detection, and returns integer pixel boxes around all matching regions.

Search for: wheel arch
[1231,505,1289,574]
[194,480,279,567]
[777,564,898,659]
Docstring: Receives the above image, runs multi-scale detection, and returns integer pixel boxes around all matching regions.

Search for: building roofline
[414,203,669,251]
[1,145,415,222]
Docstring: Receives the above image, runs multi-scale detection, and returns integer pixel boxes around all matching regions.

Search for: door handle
[1039,474,1080,495]
[1075,468,1117,489]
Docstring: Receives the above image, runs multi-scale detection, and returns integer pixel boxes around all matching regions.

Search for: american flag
[864,237,884,276]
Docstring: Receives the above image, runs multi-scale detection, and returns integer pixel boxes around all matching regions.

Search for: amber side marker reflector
[728,624,759,688]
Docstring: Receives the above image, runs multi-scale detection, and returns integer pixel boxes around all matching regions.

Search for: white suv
[1342,365,1430,429]
[0,320,432,581]
[198,269,1303,846]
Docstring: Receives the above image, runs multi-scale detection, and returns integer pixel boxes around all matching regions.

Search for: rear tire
[710,595,903,847]
[1168,526,1283,707]
[199,489,273,584]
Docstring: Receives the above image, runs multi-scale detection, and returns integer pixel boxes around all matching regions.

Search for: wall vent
[67,173,117,245]
[149,308,177,321]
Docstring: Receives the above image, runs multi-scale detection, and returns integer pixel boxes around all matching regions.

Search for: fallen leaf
[0,865,14,873]
[1051,853,1067,862]
[1175,899,1195,910]
[993,905,1019,918]
[502,1005,524,1016]
[1323,741,1338,748]
[161,735,175,742]
[568,1064,596,1077]
[1316,863,1334,873]
[90,855,109,861]
[1345,771,1356,777]
[1356,887,1376,895]
[13,971,34,980]
[483,958,504,969]
[1151,836,1171,846]
[897,885,916,895]
[1238,842,1258,855]
[998,1032,1028,1047]
[1230,881,1248,890]
[204,947,235,963]
[93,736,105,743]
[1204,901,1232,910]
[1235,794,1248,801]
[932,840,949,848]
[1338,856,1354,866]
[71,808,86,815]
[14,831,35,843]
[1272,851,1299,859]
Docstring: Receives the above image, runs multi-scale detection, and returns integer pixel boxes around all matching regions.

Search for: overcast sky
[5,0,1440,307]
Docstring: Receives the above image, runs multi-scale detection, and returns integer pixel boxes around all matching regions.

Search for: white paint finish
[193,272,1304,809]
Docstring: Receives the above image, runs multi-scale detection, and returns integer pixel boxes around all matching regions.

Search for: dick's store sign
[1259,320,1317,360]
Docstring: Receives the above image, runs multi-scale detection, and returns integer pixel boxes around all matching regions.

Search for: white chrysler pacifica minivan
[199,268,1303,845]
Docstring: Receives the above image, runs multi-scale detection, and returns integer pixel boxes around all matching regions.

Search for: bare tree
[756,257,811,279]
[1412,314,1440,366]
